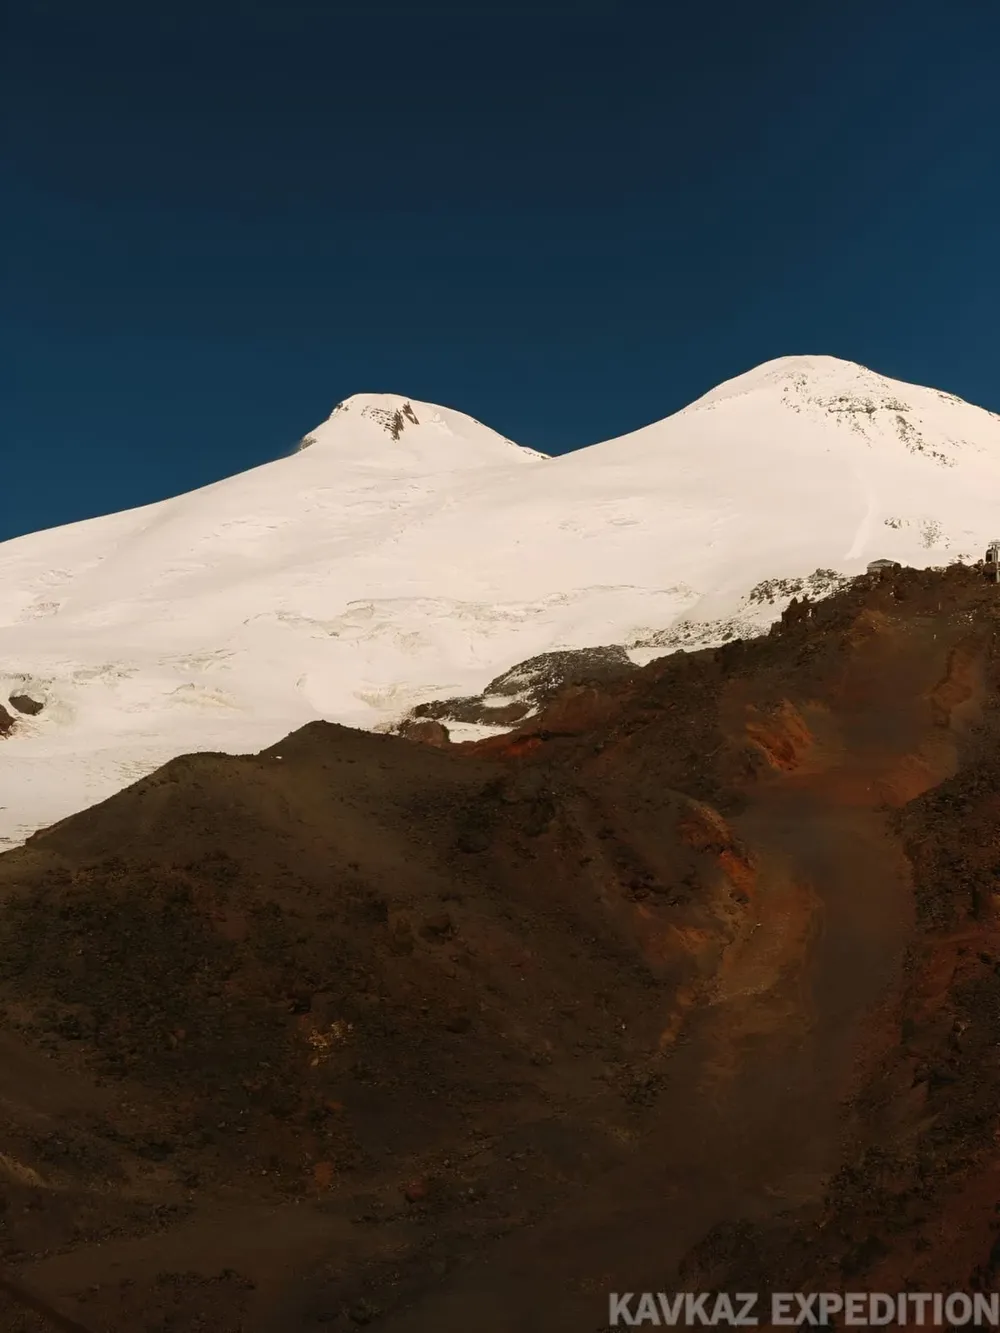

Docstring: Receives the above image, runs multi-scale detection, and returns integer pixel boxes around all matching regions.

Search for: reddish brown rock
[398,718,451,747]
[0,564,996,1329]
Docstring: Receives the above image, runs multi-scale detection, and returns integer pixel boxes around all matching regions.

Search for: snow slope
[3,357,1000,846]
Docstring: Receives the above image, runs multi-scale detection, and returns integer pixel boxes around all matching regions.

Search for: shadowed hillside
[1,562,999,1331]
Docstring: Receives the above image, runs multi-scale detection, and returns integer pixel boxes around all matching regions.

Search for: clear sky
[5,0,1000,541]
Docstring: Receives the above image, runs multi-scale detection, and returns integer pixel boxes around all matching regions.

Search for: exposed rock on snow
[8,694,44,716]
[396,718,451,747]
[403,646,635,732]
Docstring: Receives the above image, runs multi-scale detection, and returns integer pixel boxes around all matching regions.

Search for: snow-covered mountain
[3,355,1000,846]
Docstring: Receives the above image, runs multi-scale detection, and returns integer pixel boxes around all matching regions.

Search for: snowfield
[3,355,1000,846]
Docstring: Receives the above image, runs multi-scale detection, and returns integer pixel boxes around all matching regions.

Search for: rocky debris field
[400,645,636,734]
[1,563,999,1330]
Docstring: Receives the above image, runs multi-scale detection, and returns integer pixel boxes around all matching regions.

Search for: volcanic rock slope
[3,355,1000,846]
[0,563,999,1331]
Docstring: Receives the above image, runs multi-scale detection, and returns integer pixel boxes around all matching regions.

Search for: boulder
[9,694,44,717]
[398,719,450,747]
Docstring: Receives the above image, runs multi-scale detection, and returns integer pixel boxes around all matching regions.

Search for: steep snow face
[2,360,1000,846]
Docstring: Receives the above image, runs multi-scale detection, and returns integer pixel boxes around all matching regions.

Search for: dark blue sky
[5,0,1000,541]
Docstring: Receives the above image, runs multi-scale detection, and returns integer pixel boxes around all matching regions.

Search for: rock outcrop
[8,694,44,717]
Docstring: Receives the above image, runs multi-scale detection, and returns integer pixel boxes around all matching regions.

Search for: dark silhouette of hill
[1,562,999,1331]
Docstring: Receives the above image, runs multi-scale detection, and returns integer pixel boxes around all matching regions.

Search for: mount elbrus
[3,355,1000,849]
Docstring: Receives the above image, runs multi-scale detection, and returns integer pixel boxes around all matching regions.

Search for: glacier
[2,354,1000,847]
